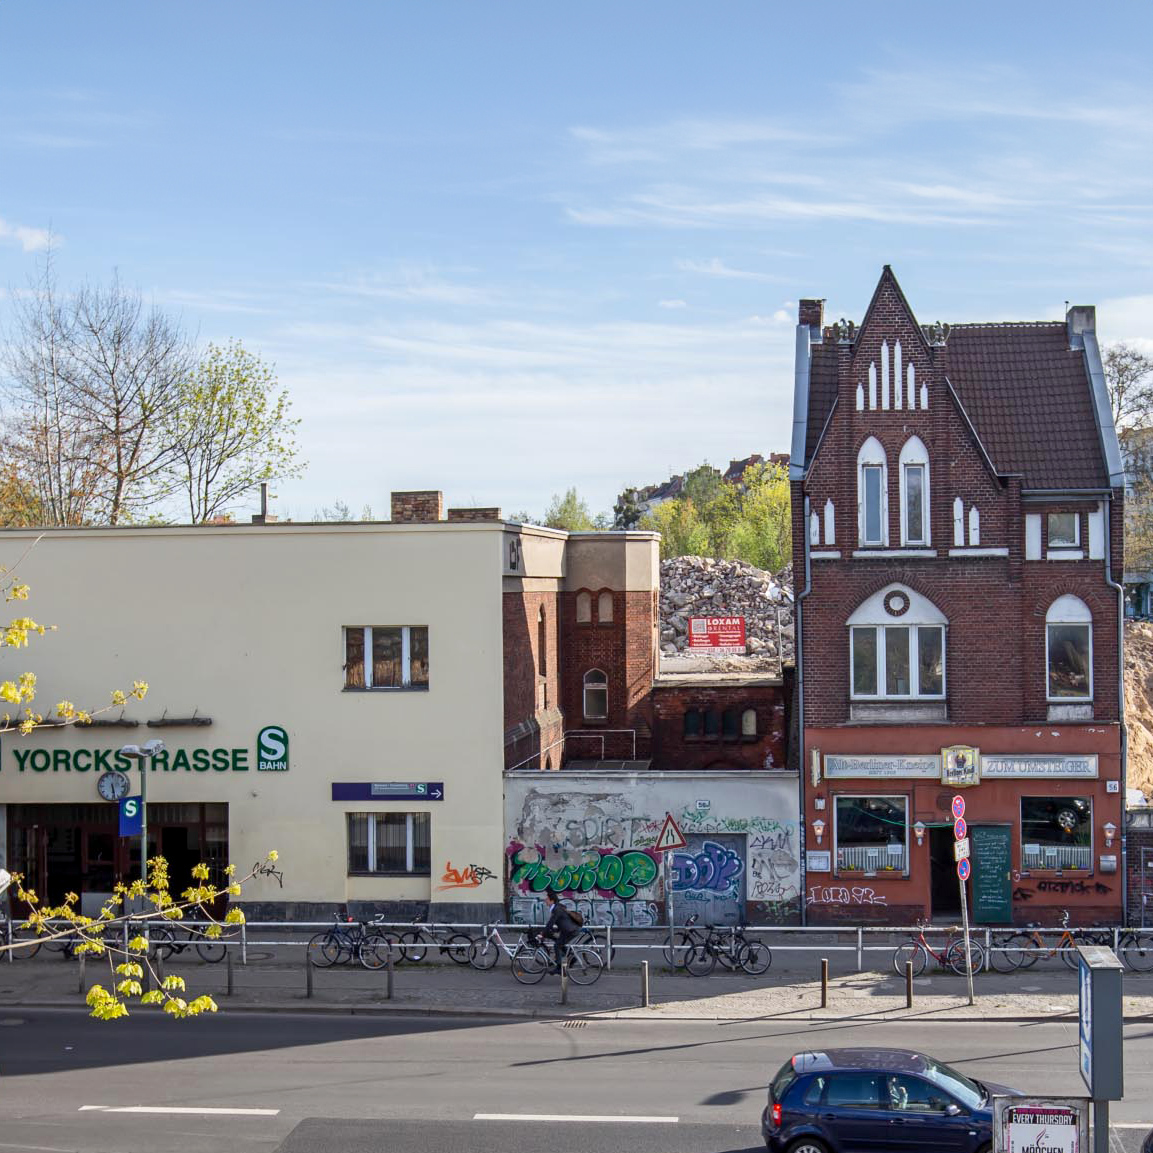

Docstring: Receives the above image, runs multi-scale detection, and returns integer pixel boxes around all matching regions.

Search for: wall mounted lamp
[1103,821,1117,848]
[913,821,926,847]
[812,818,826,845]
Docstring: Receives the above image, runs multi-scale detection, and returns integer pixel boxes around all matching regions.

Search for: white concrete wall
[504,771,801,926]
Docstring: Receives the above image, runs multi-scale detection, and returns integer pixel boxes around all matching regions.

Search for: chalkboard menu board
[970,825,1012,924]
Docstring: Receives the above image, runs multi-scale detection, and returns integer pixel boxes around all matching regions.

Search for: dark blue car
[762,1048,1022,1153]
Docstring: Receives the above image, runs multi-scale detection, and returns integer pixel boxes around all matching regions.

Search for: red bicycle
[892,925,984,977]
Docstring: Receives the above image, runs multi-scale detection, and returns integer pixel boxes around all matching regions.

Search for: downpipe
[1104,497,1129,923]
[797,495,813,926]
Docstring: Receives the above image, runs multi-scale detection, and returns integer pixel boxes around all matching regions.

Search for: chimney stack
[799,299,825,331]
[1067,304,1096,348]
[390,491,445,523]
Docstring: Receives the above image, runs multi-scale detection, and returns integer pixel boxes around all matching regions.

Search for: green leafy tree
[728,461,792,571]
[612,488,643,530]
[167,341,304,524]
[542,487,596,531]
[643,498,710,559]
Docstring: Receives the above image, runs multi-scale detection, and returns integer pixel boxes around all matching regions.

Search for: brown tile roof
[945,323,1107,490]
[805,342,840,464]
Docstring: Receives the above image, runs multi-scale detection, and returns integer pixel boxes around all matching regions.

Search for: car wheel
[786,1138,830,1153]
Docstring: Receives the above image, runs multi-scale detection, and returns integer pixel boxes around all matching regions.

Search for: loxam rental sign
[2,726,291,774]
[687,616,746,654]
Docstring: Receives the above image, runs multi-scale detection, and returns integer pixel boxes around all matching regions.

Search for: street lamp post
[118,740,165,888]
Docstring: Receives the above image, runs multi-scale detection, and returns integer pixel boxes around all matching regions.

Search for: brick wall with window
[649,681,788,770]
[560,588,656,761]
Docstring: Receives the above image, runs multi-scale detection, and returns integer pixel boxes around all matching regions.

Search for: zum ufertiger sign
[1,725,290,774]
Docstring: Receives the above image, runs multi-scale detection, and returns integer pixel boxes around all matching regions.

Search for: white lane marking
[79,1106,279,1116]
[0,1143,77,1152]
[474,1114,678,1123]
[1111,1123,1153,1129]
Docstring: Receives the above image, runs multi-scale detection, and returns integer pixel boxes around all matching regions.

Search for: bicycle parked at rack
[989,912,1110,972]
[1117,928,1153,971]
[307,914,400,971]
[467,923,548,973]
[395,915,473,965]
[661,913,770,975]
[0,919,41,959]
[150,922,232,964]
[892,925,984,977]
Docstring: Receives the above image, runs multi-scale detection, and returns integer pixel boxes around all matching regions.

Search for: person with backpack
[542,890,581,974]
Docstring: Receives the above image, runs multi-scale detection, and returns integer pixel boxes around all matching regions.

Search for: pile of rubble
[659,555,794,672]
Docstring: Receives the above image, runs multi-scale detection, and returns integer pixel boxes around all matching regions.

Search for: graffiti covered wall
[504,771,801,925]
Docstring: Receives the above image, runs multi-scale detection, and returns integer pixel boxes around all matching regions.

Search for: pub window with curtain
[834,795,908,875]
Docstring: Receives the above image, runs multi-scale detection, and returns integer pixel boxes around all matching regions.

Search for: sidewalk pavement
[4,947,1153,1023]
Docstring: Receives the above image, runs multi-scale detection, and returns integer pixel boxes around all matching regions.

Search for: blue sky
[2,3,1152,521]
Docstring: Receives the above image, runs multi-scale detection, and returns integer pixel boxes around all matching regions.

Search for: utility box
[1077,945,1123,1100]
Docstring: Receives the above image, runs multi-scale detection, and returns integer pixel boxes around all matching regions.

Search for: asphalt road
[0,1009,1150,1152]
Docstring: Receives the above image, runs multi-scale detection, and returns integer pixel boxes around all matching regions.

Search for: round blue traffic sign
[957,857,971,881]
[954,817,967,840]
[951,795,966,820]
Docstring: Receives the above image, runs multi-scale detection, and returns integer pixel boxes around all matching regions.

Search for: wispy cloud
[0,216,53,252]
[677,257,781,282]
[307,267,496,307]
[659,298,687,309]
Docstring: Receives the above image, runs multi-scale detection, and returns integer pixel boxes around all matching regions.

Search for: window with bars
[346,812,431,875]
[344,626,429,690]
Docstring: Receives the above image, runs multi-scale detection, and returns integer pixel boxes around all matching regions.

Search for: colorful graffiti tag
[510,895,660,928]
[436,862,497,892]
[509,846,658,898]
[670,840,743,895]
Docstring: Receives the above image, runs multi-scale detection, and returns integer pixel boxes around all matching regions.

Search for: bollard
[905,960,914,1008]
[142,959,151,996]
[5,917,11,964]
[560,960,569,1005]
[78,951,86,994]
[226,947,235,997]
[821,957,829,1008]
[241,922,248,967]
[856,927,864,972]
[605,925,612,971]
[305,951,314,998]
[386,943,394,1000]
[641,959,651,1008]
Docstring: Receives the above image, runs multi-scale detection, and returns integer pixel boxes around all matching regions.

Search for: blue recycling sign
[119,796,143,837]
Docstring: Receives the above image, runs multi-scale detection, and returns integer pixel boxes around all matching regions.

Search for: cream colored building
[0,500,523,920]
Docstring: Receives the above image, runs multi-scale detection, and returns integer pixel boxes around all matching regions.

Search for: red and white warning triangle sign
[655,812,687,852]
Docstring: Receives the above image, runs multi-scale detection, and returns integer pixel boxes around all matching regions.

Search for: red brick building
[790,268,1127,927]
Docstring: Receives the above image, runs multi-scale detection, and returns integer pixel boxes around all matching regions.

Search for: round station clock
[96,770,131,802]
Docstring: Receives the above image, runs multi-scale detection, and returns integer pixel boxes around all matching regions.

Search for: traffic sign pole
[952,795,975,1005]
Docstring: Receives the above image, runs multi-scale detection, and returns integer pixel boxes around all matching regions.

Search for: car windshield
[921,1056,985,1109]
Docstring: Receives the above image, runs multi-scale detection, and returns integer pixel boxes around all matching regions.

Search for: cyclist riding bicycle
[542,890,580,974]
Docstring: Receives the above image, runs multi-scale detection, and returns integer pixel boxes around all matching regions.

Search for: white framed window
[899,436,930,546]
[834,795,909,876]
[344,626,429,690]
[1021,796,1091,871]
[847,584,947,700]
[1048,512,1080,548]
[583,669,608,720]
[1046,595,1092,700]
[857,437,888,546]
[346,812,430,875]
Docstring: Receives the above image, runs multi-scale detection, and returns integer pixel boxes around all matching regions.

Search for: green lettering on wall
[192,748,210,772]
[172,749,191,772]
[232,749,248,771]
[212,748,230,771]
[53,749,70,772]
[73,749,91,771]
[30,750,50,772]
[13,748,30,772]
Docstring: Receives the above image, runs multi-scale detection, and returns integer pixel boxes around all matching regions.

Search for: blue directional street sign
[330,782,445,802]
[119,796,143,837]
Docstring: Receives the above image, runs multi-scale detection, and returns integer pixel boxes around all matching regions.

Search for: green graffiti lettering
[616,851,658,898]
[596,854,623,891]
[574,860,600,892]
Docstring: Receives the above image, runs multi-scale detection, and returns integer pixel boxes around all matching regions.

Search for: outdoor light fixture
[1103,821,1117,848]
[913,821,926,847]
[812,818,826,845]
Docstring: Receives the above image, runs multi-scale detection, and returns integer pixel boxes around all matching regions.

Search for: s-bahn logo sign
[1,726,290,775]
[257,725,289,772]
